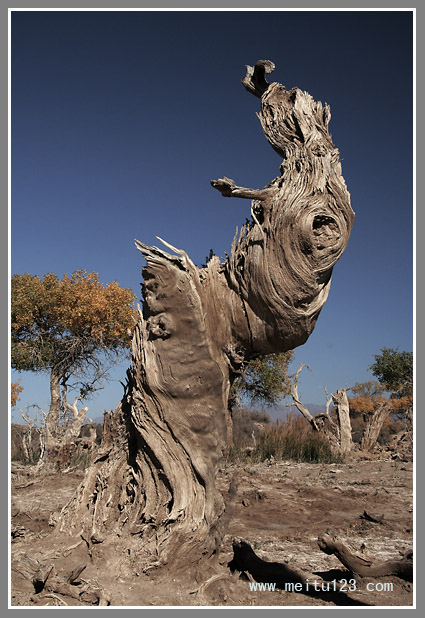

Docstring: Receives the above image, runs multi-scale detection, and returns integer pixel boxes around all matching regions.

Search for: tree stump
[56,60,354,569]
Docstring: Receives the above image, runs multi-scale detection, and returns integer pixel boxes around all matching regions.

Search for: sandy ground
[11,456,414,607]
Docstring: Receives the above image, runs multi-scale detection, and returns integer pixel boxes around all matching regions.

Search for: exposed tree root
[317,534,413,582]
[229,538,371,606]
[11,552,111,606]
[229,538,307,588]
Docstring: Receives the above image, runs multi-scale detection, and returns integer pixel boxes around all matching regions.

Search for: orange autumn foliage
[11,270,138,376]
[11,381,24,407]
[349,395,412,417]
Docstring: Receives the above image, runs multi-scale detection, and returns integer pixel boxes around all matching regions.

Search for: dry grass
[225,412,341,464]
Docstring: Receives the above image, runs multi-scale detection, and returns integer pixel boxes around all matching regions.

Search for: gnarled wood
[288,365,353,456]
[361,402,391,452]
[33,563,54,593]
[318,534,413,582]
[229,537,306,587]
[57,60,354,568]
[229,538,371,606]
[332,389,353,455]
[288,364,319,429]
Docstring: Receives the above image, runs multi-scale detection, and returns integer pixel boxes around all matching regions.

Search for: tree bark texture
[318,534,413,581]
[229,538,374,605]
[45,368,62,444]
[58,60,354,568]
[332,389,353,455]
[361,402,391,452]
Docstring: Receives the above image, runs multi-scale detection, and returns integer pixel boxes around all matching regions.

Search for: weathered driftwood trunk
[312,390,353,456]
[289,365,353,456]
[57,60,354,568]
[361,402,391,452]
[318,534,413,581]
[332,389,353,455]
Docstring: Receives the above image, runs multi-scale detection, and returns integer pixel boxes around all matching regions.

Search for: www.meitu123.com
[248,579,394,593]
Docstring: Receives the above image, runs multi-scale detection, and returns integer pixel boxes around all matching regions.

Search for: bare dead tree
[288,364,319,430]
[20,390,93,471]
[288,364,353,456]
[360,401,392,452]
[331,389,353,456]
[56,60,354,569]
[20,405,47,468]
[60,389,89,446]
[324,386,333,415]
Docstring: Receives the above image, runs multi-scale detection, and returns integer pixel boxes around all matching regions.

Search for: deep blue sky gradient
[11,10,414,421]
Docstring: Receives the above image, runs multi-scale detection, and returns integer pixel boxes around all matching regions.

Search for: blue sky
[10,9,414,422]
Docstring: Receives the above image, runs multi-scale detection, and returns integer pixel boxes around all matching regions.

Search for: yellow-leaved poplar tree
[11,270,138,456]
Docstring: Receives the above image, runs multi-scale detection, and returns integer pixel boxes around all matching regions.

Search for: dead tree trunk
[289,365,353,456]
[60,391,89,445]
[361,402,391,452]
[45,367,63,447]
[45,391,91,469]
[20,406,47,467]
[288,364,320,430]
[27,389,90,469]
[332,389,353,456]
[57,60,354,569]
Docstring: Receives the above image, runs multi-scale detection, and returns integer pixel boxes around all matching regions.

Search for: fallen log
[229,538,371,606]
[317,534,413,582]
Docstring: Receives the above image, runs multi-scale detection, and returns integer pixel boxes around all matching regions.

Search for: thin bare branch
[289,364,318,430]
[323,386,332,415]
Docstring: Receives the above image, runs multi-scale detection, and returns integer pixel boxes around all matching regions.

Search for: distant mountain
[302,403,327,415]
[84,415,106,425]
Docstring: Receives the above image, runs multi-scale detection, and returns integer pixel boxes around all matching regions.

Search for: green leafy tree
[349,380,386,400]
[11,270,137,448]
[369,348,413,398]
[230,351,293,409]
